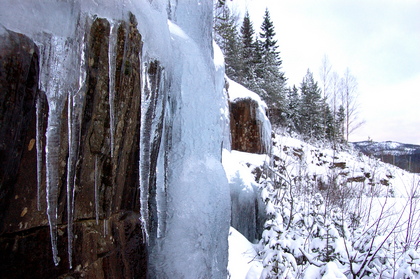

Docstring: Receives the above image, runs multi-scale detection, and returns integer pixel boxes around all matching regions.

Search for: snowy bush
[253,135,420,279]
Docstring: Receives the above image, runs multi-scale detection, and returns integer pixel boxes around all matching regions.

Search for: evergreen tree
[298,70,324,140]
[259,9,279,56]
[239,11,257,87]
[325,105,335,141]
[285,85,300,132]
[335,105,345,143]
[213,4,242,80]
[257,8,286,124]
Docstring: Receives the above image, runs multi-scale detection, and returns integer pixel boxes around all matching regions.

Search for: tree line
[213,2,363,144]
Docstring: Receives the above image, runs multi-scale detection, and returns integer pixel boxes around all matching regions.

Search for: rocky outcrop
[0,15,151,278]
[230,98,266,154]
[227,90,271,242]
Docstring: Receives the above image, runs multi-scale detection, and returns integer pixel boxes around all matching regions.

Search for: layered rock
[228,79,271,155]
[0,16,149,278]
[230,98,265,154]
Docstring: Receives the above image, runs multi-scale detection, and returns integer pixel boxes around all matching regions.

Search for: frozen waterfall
[0,0,230,277]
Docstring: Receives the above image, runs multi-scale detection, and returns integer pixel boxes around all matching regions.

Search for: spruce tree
[325,105,335,141]
[260,8,279,57]
[240,11,256,87]
[335,105,345,143]
[298,70,324,140]
[285,85,300,132]
[257,8,286,124]
[213,4,242,81]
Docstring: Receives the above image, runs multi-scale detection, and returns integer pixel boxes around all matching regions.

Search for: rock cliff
[0,1,231,277]
[0,16,148,278]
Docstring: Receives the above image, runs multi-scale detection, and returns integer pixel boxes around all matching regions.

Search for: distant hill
[352,141,420,173]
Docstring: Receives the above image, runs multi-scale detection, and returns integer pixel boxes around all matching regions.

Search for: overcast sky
[227,0,420,144]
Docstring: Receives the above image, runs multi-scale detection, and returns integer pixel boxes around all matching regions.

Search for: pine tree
[239,11,256,87]
[325,105,335,141]
[298,70,324,140]
[259,9,279,56]
[285,85,300,132]
[257,8,286,124]
[213,4,242,81]
[335,105,345,143]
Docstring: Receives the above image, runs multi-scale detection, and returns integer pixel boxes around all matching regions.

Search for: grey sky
[228,0,420,144]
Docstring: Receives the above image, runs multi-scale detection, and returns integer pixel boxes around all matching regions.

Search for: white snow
[228,227,263,279]
[227,131,420,279]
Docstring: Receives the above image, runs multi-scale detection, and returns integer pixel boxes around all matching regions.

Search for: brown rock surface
[0,15,149,278]
[230,98,267,154]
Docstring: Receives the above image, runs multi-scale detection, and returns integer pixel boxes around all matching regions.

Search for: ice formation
[1,0,230,276]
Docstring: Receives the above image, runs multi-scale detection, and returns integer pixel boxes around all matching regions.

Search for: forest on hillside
[213,1,364,145]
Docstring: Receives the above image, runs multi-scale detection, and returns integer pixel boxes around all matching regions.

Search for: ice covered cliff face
[0,0,230,278]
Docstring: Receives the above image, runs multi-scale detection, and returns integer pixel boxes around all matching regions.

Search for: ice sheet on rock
[0,0,80,38]
[167,1,213,51]
[148,16,230,278]
[139,60,167,244]
[213,42,231,151]
[2,1,231,275]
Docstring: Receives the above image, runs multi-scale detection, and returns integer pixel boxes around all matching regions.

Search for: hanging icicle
[35,93,45,211]
[139,62,152,244]
[45,110,61,266]
[95,154,100,225]
[66,92,74,269]
[108,21,117,159]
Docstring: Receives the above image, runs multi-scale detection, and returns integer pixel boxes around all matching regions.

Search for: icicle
[108,21,117,159]
[139,62,151,244]
[66,93,74,269]
[103,218,109,236]
[45,107,61,266]
[66,26,87,269]
[36,93,44,211]
[156,69,167,239]
[36,33,65,268]
[95,154,100,225]
[139,61,167,243]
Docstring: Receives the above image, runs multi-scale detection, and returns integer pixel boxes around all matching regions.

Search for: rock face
[227,84,271,243]
[0,16,149,278]
[230,98,267,154]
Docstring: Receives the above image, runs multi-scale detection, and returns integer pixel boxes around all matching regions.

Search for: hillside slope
[224,78,420,278]
[353,141,420,173]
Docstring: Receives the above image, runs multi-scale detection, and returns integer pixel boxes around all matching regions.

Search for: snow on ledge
[227,78,266,108]
[226,78,272,154]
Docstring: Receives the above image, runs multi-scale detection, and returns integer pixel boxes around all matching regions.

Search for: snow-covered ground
[225,135,420,278]
[224,78,420,278]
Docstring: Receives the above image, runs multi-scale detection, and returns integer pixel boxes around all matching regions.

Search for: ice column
[147,6,230,276]
[38,32,79,267]
[94,154,100,225]
[108,21,117,159]
[139,60,166,244]
[35,93,45,211]
[45,110,61,266]
[66,24,87,269]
